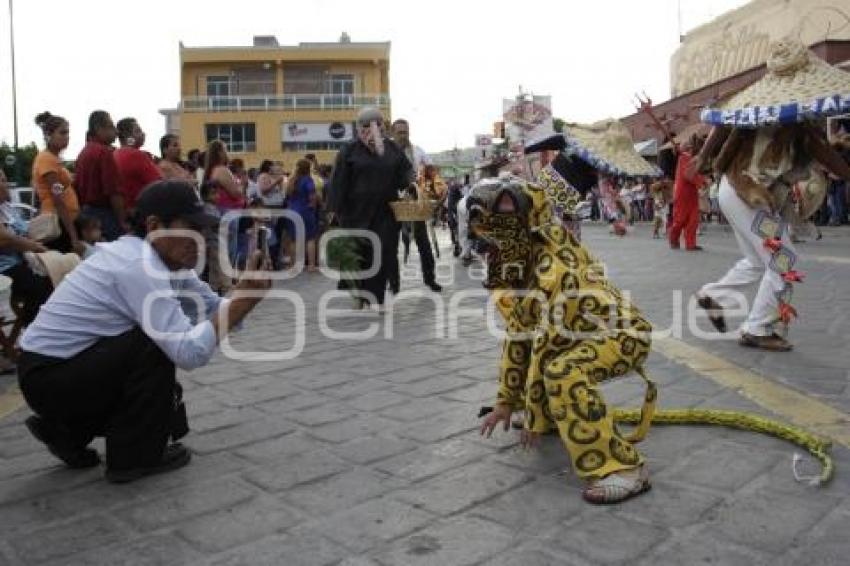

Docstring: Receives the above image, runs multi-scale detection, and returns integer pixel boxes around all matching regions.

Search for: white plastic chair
[10,203,38,221]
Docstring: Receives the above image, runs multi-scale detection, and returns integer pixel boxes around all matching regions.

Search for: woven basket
[390,198,438,221]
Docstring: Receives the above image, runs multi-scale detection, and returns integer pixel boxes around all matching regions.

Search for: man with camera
[17,180,271,483]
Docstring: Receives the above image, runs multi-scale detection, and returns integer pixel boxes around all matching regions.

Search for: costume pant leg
[412,220,436,283]
[700,177,793,336]
[668,202,685,245]
[457,197,471,255]
[684,203,699,249]
[543,335,648,481]
[18,328,181,469]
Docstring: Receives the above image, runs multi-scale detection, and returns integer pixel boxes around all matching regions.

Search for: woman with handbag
[0,171,53,325]
[32,112,84,255]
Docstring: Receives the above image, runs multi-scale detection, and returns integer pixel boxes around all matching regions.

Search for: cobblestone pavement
[0,223,848,566]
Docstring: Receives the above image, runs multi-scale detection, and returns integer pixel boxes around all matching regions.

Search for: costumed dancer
[327,107,411,311]
[668,135,707,250]
[695,37,850,351]
[474,173,657,504]
[525,119,661,239]
[650,179,673,238]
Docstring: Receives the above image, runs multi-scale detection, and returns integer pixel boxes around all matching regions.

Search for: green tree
[0,142,39,186]
[553,118,565,133]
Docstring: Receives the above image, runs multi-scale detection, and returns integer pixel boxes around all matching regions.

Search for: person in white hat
[326,107,412,311]
[694,37,850,351]
[17,180,271,482]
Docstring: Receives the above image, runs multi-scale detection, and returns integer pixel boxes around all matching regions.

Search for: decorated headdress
[700,37,850,128]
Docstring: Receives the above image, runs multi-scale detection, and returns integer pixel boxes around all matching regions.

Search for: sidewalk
[0,224,847,566]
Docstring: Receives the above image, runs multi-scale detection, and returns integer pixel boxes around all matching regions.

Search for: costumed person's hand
[480,404,512,438]
[520,429,540,450]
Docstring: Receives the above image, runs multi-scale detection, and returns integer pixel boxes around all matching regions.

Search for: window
[324,74,355,107]
[283,66,327,94]
[206,123,256,153]
[206,76,235,110]
[282,141,348,152]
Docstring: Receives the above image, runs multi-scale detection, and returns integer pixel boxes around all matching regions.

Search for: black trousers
[398,221,436,284]
[340,214,400,305]
[3,262,53,325]
[17,328,187,470]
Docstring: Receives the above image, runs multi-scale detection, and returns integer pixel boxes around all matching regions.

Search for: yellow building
[164,34,391,171]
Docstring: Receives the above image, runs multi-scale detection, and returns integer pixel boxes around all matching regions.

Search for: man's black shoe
[105,443,192,484]
[25,416,100,469]
[426,281,443,292]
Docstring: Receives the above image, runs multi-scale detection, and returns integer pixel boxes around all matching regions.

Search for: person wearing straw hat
[694,37,850,352]
[327,107,412,311]
[17,180,271,481]
[524,119,661,239]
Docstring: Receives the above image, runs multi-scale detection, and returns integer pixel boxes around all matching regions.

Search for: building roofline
[180,41,391,52]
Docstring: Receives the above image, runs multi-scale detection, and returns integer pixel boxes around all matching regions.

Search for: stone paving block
[471,476,586,533]
[51,534,201,566]
[314,497,436,553]
[375,437,494,482]
[615,480,724,527]
[284,468,406,517]
[378,398,466,422]
[118,452,249,496]
[0,427,43,459]
[324,377,396,401]
[333,435,419,465]
[287,402,357,426]
[10,514,128,565]
[242,449,351,492]
[345,390,409,412]
[234,431,319,463]
[778,507,850,566]
[701,485,841,553]
[296,368,357,391]
[396,408,479,444]
[393,374,474,398]
[658,438,785,491]
[217,380,299,408]
[177,497,304,553]
[441,381,499,404]
[116,478,256,531]
[375,364,443,384]
[186,418,296,454]
[0,451,63,481]
[482,547,586,566]
[307,414,400,444]
[209,530,346,566]
[0,467,101,506]
[190,407,265,434]
[393,460,530,516]
[252,392,329,415]
[638,531,771,566]
[488,437,573,476]
[186,397,224,418]
[637,426,731,473]
[546,510,669,564]
[373,516,516,566]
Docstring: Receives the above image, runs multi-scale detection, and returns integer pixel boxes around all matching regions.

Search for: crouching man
[17,180,271,483]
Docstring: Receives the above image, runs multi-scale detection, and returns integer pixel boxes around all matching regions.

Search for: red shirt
[74,141,122,208]
[673,151,705,205]
[114,146,163,209]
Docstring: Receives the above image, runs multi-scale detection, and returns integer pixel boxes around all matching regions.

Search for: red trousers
[669,199,699,249]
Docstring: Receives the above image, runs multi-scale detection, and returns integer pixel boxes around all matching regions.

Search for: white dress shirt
[21,236,226,371]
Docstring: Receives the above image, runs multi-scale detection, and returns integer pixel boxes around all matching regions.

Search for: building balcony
[180,93,390,113]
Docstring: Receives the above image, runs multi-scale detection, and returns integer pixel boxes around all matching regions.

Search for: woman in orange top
[32,112,83,255]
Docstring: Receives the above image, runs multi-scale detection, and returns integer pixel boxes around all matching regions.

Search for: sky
[0,0,750,158]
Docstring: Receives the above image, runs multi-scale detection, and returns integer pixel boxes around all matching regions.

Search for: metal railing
[180,94,390,112]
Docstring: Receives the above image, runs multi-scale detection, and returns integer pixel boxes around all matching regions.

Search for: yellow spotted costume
[473,175,833,484]
[473,179,656,480]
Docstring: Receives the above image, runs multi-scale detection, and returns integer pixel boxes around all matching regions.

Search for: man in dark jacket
[327,107,411,310]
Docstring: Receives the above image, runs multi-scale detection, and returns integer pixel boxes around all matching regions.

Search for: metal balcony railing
[180,94,391,112]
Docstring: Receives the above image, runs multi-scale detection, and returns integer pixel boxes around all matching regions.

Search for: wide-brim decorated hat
[701,37,850,128]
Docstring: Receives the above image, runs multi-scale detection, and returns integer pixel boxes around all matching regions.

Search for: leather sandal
[697,294,727,333]
[739,333,793,352]
[583,466,651,505]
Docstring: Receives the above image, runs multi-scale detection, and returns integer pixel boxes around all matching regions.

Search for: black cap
[134,180,218,230]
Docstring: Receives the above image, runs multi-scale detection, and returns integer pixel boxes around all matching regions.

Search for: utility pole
[7,0,20,185]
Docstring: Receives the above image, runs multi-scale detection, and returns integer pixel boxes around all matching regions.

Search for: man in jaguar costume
[475,175,657,504]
